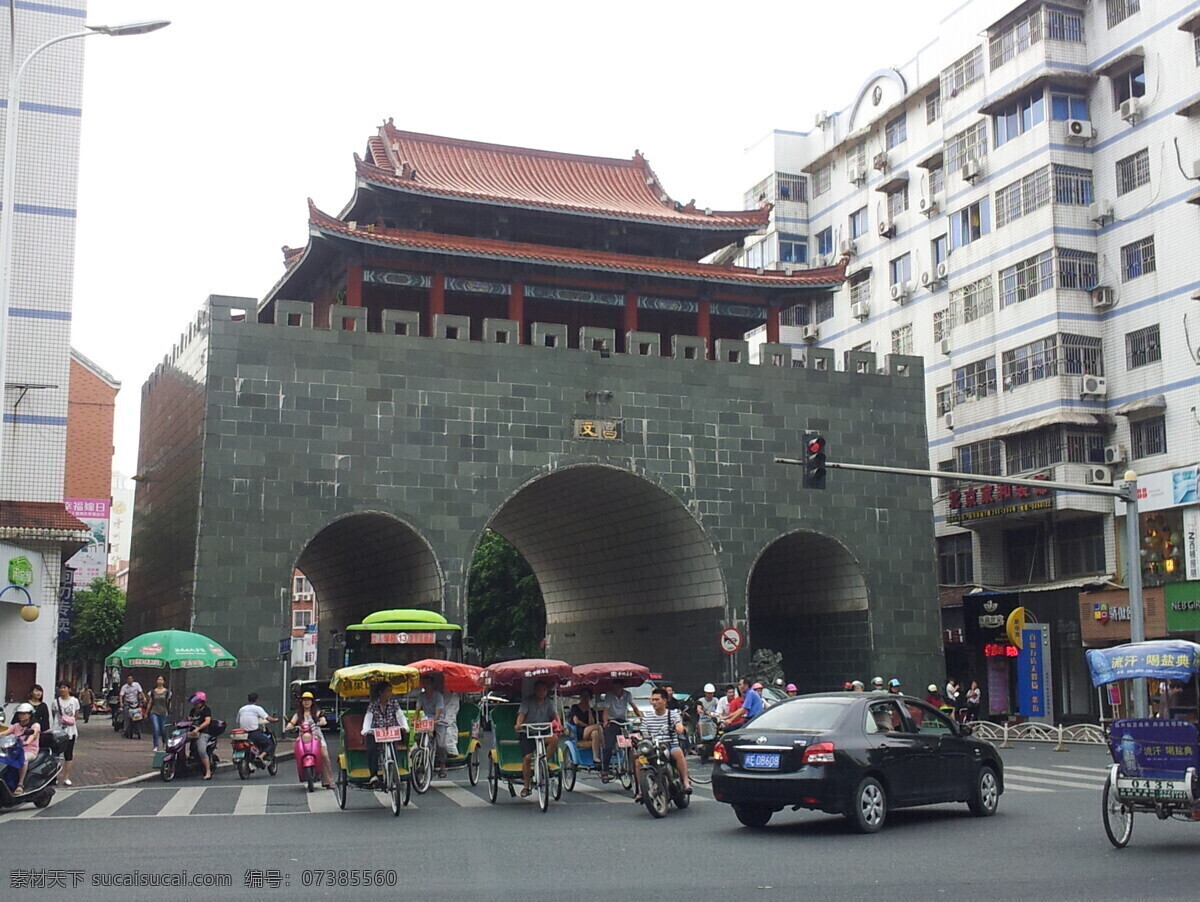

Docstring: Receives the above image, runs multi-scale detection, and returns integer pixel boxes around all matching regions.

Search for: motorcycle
[0,729,64,811]
[161,719,223,782]
[694,714,722,763]
[231,727,278,780]
[636,734,690,818]
[107,690,122,732]
[288,721,324,792]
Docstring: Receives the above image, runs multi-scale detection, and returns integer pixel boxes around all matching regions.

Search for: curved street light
[0,19,169,493]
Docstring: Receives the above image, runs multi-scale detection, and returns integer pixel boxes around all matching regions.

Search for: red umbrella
[568,662,652,695]
[480,658,572,692]
[408,659,484,694]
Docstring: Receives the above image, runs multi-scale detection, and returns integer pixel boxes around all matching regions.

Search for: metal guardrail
[967,720,1106,750]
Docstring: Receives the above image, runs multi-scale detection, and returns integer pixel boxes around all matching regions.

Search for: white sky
[75,0,958,475]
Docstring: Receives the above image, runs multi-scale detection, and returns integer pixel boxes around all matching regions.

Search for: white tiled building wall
[741,0,1200,587]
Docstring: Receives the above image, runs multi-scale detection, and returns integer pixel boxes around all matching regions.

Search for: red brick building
[65,349,120,499]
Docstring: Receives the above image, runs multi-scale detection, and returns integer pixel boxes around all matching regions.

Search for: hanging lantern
[19,602,39,622]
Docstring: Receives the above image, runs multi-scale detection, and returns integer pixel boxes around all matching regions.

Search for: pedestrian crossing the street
[1003,763,1107,793]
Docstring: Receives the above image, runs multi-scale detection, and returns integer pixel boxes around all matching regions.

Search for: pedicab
[560,661,651,793]
[329,663,421,816]
[407,658,485,790]
[1086,640,1200,848]
[479,658,572,812]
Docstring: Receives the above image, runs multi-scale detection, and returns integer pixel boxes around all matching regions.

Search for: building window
[850,142,867,174]
[1066,430,1107,464]
[886,185,909,219]
[929,165,944,196]
[815,227,834,258]
[779,234,808,264]
[936,384,953,416]
[938,534,974,585]
[933,307,950,343]
[989,9,1042,70]
[1046,9,1084,42]
[954,355,997,403]
[850,206,869,239]
[1005,525,1048,584]
[941,45,984,97]
[926,90,941,123]
[1130,415,1167,458]
[293,609,314,630]
[1049,91,1088,121]
[849,277,871,307]
[813,165,832,197]
[885,113,907,149]
[950,276,993,327]
[889,253,912,286]
[1112,63,1146,109]
[814,296,836,323]
[1057,248,1098,289]
[1002,334,1103,388]
[995,166,1051,228]
[950,199,988,249]
[999,250,1054,307]
[1115,149,1150,196]
[931,234,948,268]
[945,120,988,173]
[1106,0,1140,29]
[1195,31,1200,66]
[1005,428,1065,473]
[993,90,1045,146]
[1052,164,1093,205]
[776,172,807,202]
[956,438,1002,476]
[1125,324,1161,369]
[891,323,914,355]
[1058,518,1106,577]
[1120,236,1156,282]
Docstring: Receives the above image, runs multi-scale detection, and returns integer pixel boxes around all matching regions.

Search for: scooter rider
[187,692,215,781]
[633,686,691,803]
[695,684,719,723]
[236,692,278,759]
[0,703,40,794]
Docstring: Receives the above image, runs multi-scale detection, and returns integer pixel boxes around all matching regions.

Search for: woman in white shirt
[52,682,81,785]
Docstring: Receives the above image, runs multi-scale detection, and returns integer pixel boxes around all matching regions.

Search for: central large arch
[481,465,726,685]
[748,530,872,693]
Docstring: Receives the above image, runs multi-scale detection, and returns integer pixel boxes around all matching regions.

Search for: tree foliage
[60,573,126,672]
[467,530,545,662]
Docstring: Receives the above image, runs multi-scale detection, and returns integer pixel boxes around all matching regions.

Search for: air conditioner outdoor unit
[873,152,889,172]
[801,324,820,343]
[1104,444,1126,465]
[878,219,895,238]
[848,163,866,185]
[920,271,934,288]
[890,282,910,303]
[851,301,870,321]
[1086,465,1113,486]
[919,195,939,216]
[961,156,982,182]
[936,261,950,280]
[1066,119,1095,141]
[943,412,954,430]
[1080,375,1108,396]
[940,337,952,356]
[1091,286,1115,309]
[1119,97,1142,124]
[815,110,831,130]
[1089,200,1113,225]
[839,239,857,257]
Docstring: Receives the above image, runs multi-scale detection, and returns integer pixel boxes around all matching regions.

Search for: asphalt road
[5,741,1198,902]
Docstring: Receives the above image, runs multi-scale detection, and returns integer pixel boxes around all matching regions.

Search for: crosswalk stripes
[77,788,142,818]
[157,786,203,817]
[1005,764,1105,793]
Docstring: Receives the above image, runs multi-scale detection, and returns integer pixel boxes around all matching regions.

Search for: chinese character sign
[1017,624,1050,720]
[63,498,110,587]
[571,418,622,441]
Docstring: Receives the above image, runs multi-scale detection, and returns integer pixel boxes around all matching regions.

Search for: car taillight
[712,741,728,762]
[801,741,835,765]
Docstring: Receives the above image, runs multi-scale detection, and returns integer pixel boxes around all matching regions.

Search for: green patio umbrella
[105,629,238,670]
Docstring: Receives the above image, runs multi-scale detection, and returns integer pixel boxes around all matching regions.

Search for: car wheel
[733,804,772,828]
[968,765,999,817]
[849,776,887,834]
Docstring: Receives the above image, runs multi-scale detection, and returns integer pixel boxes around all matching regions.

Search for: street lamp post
[0,20,169,487]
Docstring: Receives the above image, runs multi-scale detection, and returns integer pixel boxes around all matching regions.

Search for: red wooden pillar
[508,280,525,343]
[697,300,712,360]
[766,305,781,344]
[344,264,363,306]
[428,273,445,337]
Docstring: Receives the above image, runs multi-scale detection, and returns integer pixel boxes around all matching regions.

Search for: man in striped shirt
[634,686,691,802]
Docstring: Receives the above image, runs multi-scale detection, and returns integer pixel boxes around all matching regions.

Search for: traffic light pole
[775,457,1148,717]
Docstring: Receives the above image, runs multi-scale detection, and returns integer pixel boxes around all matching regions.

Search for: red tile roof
[309,202,845,289]
[0,501,91,540]
[358,122,770,231]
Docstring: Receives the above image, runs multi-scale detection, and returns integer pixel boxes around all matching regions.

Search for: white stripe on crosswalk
[157,786,204,817]
[1048,765,1110,775]
[568,782,634,803]
[2,801,47,819]
[1004,770,1099,789]
[234,785,268,816]
[307,789,340,813]
[76,787,141,818]
[429,780,489,807]
[1002,782,1053,792]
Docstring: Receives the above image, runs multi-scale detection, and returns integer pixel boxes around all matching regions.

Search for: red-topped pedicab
[560,662,652,793]
[406,658,485,790]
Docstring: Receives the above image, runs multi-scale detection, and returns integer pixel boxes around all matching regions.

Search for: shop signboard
[1017,624,1052,721]
[1115,465,1200,515]
[1185,507,1200,582]
[64,499,110,588]
[1164,582,1200,633]
[948,472,1052,524]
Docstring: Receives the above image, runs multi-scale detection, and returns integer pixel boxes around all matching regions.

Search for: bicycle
[409,717,437,794]
[372,725,411,816]
[611,718,642,792]
[520,722,562,813]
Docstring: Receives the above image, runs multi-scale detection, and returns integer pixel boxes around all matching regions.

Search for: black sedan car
[711,692,1003,832]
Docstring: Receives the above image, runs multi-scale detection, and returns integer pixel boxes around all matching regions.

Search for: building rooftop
[0,501,91,542]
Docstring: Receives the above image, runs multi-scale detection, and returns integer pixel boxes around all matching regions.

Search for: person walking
[27,684,51,737]
[119,675,145,740]
[51,682,80,785]
[965,681,981,722]
[78,685,95,723]
[146,675,172,752]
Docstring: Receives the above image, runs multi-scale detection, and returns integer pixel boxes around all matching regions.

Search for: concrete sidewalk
[66,715,159,787]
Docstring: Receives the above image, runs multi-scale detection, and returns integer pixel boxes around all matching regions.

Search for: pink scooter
[292,722,324,792]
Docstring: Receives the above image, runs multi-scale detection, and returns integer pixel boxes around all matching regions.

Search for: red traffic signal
[803,431,827,489]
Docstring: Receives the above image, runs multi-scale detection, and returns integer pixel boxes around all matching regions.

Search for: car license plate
[1117,777,1190,801]
[743,753,780,770]
[232,751,245,760]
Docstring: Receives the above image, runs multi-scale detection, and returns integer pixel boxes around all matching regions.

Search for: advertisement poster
[64,498,110,588]
[1017,624,1053,721]
[1115,465,1200,515]
[1107,719,1197,779]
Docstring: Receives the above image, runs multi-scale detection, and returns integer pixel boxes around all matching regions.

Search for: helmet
[843,681,853,690]
[889,679,901,688]
[786,683,797,692]
[14,702,34,715]
[928,684,939,693]
[871,677,884,687]
[300,691,315,700]
[851,681,864,689]
[189,691,207,704]
[703,683,715,694]
[752,682,764,691]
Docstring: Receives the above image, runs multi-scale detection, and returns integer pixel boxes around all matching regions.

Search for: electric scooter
[160,720,223,782]
[290,721,324,792]
[231,726,279,780]
[0,729,64,811]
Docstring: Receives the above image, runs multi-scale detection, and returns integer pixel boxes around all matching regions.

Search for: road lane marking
[430,780,489,807]
[234,785,269,816]
[1049,765,1110,775]
[307,789,340,813]
[157,787,204,817]
[1003,770,1098,789]
[1002,783,1053,792]
[76,788,141,818]
[568,782,633,803]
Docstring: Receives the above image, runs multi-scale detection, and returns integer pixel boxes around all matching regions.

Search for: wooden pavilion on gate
[258,121,846,353]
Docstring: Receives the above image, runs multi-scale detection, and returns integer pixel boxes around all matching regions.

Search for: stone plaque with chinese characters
[572,418,622,441]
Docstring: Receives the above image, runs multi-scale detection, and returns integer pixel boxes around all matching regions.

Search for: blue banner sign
[1086,640,1200,686]
[1108,719,1199,779]
[1017,625,1046,718]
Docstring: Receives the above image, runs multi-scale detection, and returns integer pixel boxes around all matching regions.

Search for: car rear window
[741,698,850,731]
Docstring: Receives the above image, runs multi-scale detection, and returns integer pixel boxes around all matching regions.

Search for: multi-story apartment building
[290,572,318,681]
[740,0,1200,720]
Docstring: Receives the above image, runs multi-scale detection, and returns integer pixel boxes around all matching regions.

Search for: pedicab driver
[362,681,409,786]
[599,678,643,783]
[514,679,559,798]
[634,686,692,802]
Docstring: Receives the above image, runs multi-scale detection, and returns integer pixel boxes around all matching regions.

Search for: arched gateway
[126,127,941,714]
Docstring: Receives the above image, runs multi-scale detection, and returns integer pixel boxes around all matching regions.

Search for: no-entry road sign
[720,627,743,655]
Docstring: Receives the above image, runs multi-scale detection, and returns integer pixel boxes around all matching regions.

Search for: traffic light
[802,432,827,489]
